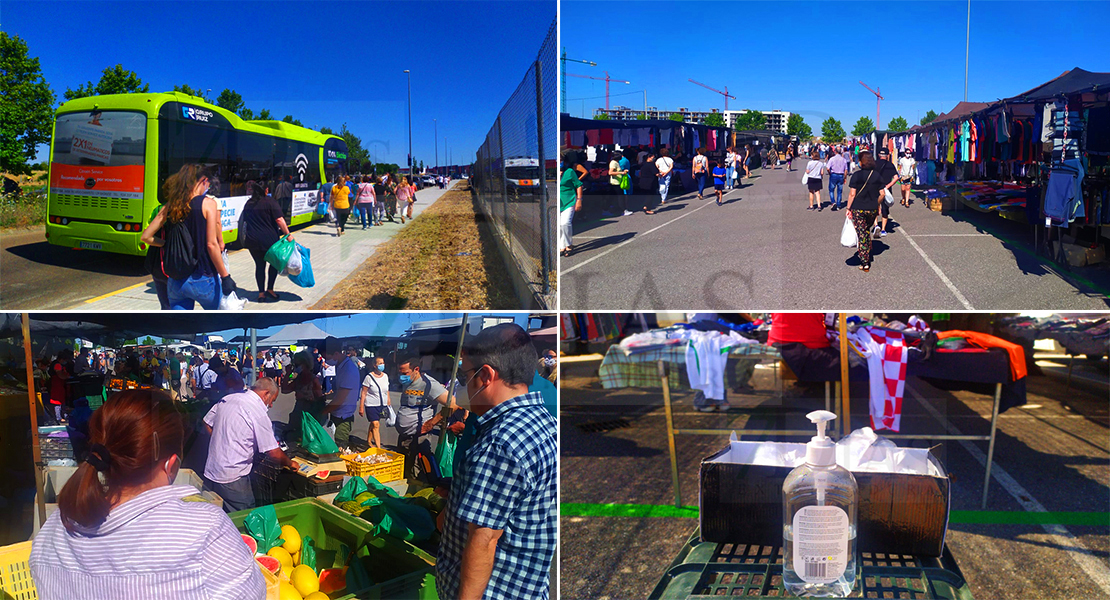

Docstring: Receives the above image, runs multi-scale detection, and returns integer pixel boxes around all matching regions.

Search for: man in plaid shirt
[437,324,558,600]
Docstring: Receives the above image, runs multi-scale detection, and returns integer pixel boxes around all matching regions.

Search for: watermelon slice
[241,534,258,555]
[256,555,282,575]
[315,470,330,479]
[319,567,348,595]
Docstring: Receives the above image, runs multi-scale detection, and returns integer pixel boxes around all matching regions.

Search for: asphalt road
[560,166,1110,310]
[559,354,1110,600]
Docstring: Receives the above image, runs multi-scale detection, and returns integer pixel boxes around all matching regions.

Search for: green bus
[46,92,350,256]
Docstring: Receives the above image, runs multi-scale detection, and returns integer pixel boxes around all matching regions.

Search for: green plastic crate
[229,498,436,600]
[649,529,973,599]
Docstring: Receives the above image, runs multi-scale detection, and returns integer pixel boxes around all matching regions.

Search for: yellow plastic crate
[0,541,37,600]
[342,448,404,482]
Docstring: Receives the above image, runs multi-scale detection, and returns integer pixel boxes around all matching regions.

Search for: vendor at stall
[395,355,453,477]
[437,323,557,600]
[30,389,265,600]
[203,377,294,512]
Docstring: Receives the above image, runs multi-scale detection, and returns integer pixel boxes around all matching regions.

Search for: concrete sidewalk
[79,180,460,310]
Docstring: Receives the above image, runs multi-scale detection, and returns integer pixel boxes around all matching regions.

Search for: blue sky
[6,0,554,166]
[562,1,1110,131]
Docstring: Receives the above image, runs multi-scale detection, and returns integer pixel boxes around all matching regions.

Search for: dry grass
[1,171,48,229]
[313,181,520,309]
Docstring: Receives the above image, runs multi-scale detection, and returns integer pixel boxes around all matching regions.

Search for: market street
[0,181,458,310]
[560,166,1110,310]
[559,354,1110,600]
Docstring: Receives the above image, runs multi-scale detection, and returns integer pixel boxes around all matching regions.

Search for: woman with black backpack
[238,180,292,303]
[141,164,235,309]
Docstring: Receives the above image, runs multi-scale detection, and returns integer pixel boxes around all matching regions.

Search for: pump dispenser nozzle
[807,410,836,442]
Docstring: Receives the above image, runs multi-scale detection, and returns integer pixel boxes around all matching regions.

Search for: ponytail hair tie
[87,444,112,473]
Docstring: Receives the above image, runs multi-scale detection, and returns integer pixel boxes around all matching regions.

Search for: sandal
[645,210,656,215]
[266,290,279,300]
[257,293,267,302]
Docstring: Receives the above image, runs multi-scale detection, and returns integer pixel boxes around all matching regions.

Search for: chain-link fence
[472,20,556,308]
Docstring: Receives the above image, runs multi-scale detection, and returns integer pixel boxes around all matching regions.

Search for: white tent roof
[257,322,332,346]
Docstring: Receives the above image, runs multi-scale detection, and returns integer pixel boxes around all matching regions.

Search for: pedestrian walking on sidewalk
[784,144,795,171]
[618,149,633,213]
[898,150,916,207]
[357,175,377,228]
[606,151,630,215]
[383,173,401,224]
[141,164,235,310]
[825,149,848,211]
[846,150,883,272]
[692,147,709,200]
[331,175,352,236]
[397,176,415,221]
[239,180,292,303]
[711,160,727,206]
[742,144,753,179]
[638,151,659,215]
[804,150,825,211]
[559,149,584,256]
[656,148,675,204]
[372,176,387,226]
[874,148,899,238]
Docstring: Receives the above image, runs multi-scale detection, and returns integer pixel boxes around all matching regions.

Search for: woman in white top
[30,390,263,600]
[692,147,709,200]
[358,356,391,449]
[804,149,826,211]
[655,148,675,204]
[724,147,736,190]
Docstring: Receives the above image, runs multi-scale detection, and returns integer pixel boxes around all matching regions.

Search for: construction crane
[688,79,736,112]
[859,81,883,130]
[560,49,596,113]
[565,71,629,111]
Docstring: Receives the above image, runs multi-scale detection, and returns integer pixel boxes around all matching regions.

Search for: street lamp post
[964,0,970,101]
[434,118,438,175]
[404,70,412,176]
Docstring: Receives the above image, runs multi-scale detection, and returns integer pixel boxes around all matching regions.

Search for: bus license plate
[78,241,103,250]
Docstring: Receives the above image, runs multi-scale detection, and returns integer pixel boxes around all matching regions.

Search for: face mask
[376,364,385,372]
[543,357,556,367]
[462,366,489,411]
[399,374,412,385]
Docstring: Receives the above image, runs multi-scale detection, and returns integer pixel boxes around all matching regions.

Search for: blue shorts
[364,405,384,422]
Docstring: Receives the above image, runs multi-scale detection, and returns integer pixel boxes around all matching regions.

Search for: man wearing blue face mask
[395,355,452,476]
[437,323,557,600]
[318,337,360,449]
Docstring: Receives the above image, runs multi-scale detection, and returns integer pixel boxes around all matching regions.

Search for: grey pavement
[1,180,458,310]
[560,166,1110,310]
[559,353,1110,600]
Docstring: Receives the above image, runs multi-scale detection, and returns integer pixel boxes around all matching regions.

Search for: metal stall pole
[249,328,258,385]
[660,359,682,508]
[23,313,47,528]
[981,383,1002,509]
[1066,354,1074,395]
[839,314,851,437]
[535,57,551,296]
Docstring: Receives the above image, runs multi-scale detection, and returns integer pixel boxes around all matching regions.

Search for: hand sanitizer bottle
[783,410,858,597]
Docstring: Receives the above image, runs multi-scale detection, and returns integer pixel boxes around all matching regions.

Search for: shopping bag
[382,405,397,427]
[283,246,303,276]
[435,431,458,478]
[840,215,858,248]
[315,201,329,216]
[245,504,285,553]
[264,236,296,272]
[619,174,630,190]
[801,173,809,185]
[301,412,340,455]
[335,475,369,504]
[299,536,318,574]
[883,188,895,206]
[219,291,248,310]
[288,243,315,288]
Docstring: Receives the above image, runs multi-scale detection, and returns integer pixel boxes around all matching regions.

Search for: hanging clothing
[684,331,746,401]
[935,331,1027,381]
[849,327,908,433]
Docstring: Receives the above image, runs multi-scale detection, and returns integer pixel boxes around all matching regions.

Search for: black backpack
[162,220,198,280]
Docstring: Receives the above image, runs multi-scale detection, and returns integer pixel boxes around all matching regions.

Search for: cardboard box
[700,436,950,557]
[1061,241,1105,267]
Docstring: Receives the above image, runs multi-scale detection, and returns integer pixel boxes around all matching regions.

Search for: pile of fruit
[346,452,394,465]
[240,526,348,600]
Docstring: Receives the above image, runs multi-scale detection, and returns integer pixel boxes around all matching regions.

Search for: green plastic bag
[264,235,296,273]
[358,493,436,542]
[300,535,317,574]
[364,475,401,498]
[301,412,339,455]
[334,476,368,504]
[346,553,375,591]
[435,431,458,478]
[619,173,631,190]
[244,505,284,553]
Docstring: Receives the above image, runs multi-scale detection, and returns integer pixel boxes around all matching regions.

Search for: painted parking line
[82,281,148,304]
[907,386,1110,596]
[898,224,975,309]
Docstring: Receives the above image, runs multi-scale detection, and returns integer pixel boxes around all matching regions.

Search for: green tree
[215,88,244,115]
[282,115,303,127]
[239,107,254,121]
[63,64,149,101]
[592,113,610,120]
[887,116,909,132]
[258,108,273,120]
[851,116,876,136]
[733,110,767,131]
[0,33,56,175]
[319,126,335,136]
[704,113,726,127]
[140,336,157,346]
[373,163,400,175]
[821,117,846,142]
[635,113,648,120]
[337,123,370,166]
[920,110,939,126]
[786,114,812,139]
[669,112,685,122]
[172,84,205,98]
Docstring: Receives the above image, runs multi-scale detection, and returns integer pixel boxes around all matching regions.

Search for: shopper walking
[331,175,352,236]
[874,148,900,237]
[638,151,659,215]
[785,144,795,171]
[804,150,825,211]
[607,151,630,215]
[559,149,584,256]
[372,175,387,226]
[238,181,292,303]
[396,177,415,222]
[692,147,709,200]
[140,165,234,310]
[824,149,849,211]
[384,173,402,224]
[656,148,675,204]
[724,147,736,189]
[742,144,753,179]
[711,160,727,206]
[618,149,633,213]
[357,356,391,450]
[356,175,377,228]
[846,150,883,272]
[898,150,916,207]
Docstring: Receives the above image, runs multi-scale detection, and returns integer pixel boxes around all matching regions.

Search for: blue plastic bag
[315,202,328,216]
[289,243,315,288]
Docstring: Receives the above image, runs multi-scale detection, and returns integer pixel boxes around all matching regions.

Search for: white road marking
[909,233,992,237]
[562,197,719,275]
[898,224,975,309]
[908,386,1110,597]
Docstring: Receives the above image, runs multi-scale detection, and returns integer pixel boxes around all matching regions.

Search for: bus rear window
[53,111,146,167]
